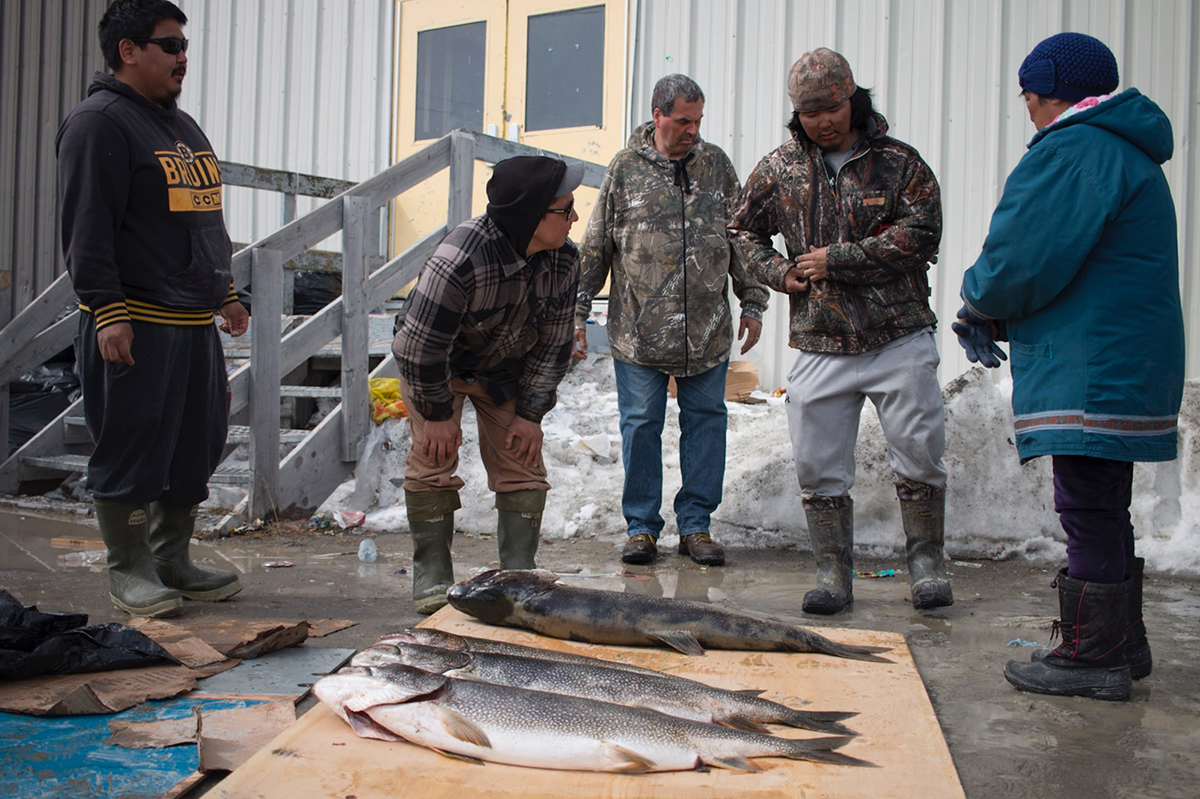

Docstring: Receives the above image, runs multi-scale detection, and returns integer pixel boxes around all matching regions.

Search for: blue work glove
[951,304,1007,369]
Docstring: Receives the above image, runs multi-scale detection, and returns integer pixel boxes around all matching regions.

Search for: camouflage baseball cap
[787,48,857,112]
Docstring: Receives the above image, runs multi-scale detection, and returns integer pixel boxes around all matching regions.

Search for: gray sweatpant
[785,329,946,498]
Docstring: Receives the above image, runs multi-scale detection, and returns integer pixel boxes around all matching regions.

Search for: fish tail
[789,634,893,663]
[778,709,860,736]
[784,745,876,768]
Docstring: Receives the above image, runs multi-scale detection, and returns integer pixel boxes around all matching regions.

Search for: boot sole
[1003,661,1131,701]
[679,548,725,566]
[802,588,853,615]
[112,594,184,618]
[912,581,954,610]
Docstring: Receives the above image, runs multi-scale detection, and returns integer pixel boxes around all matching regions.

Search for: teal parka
[961,88,1184,463]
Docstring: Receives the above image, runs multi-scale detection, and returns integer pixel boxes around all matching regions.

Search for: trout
[314,664,873,772]
[352,640,858,735]
[446,569,890,662]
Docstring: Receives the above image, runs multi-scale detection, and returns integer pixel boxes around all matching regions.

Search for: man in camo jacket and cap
[575,74,769,568]
[730,49,950,614]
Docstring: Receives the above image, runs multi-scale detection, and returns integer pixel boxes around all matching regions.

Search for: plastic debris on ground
[854,568,896,579]
[229,519,267,536]
[1006,638,1042,648]
[307,510,366,533]
[369,377,408,424]
[262,562,294,569]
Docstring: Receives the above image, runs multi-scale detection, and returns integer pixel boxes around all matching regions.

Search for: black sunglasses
[545,200,574,218]
[131,36,189,55]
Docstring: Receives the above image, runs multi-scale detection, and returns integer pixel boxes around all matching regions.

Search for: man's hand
[952,304,1007,369]
[572,328,588,360]
[218,301,249,337]
[783,266,810,293]
[737,317,762,354]
[422,419,463,468]
[795,246,829,281]
[98,322,135,365]
[505,415,545,470]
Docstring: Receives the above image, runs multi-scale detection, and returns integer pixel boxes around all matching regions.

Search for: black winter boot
[1004,568,1131,701]
[802,496,854,615]
[1029,557,1152,680]
[898,483,953,610]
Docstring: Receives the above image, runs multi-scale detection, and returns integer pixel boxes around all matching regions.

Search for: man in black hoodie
[392,155,582,614]
[57,0,246,618]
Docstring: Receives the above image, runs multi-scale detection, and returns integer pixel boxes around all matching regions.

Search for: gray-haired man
[575,74,769,567]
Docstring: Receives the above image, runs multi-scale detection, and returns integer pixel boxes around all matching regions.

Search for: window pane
[525,6,604,132]
[415,22,486,141]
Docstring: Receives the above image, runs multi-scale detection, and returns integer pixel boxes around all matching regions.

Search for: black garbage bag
[8,362,82,456]
[292,271,343,315]
[0,590,179,680]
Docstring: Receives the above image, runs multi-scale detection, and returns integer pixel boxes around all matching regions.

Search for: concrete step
[279,386,342,398]
[226,425,310,444]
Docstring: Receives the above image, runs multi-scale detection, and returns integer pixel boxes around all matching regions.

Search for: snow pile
[325,354,1200,575]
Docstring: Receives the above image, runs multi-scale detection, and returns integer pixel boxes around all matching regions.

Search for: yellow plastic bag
[369,378,407,424]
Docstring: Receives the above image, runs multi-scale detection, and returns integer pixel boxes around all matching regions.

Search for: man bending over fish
[392,157,583,614]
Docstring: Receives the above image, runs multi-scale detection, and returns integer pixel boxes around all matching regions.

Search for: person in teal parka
[955,32,1184,702]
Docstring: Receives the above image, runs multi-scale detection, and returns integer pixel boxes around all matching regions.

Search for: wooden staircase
[0,130,605,526]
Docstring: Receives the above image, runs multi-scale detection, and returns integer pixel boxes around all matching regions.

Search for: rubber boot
[148,503,242,601]
[802,496,854,615]
[407,490,460,615]
[495,489,545,570]
[899,486,953,610]
[1004,569,1131,701]
[1032,557,1152,680]
[94,499,183,618]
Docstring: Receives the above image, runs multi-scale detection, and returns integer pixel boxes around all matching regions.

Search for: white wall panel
[630,0,1200,391]
[180,0,394,250]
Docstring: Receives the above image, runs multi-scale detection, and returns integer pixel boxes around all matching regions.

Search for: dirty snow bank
[323,355,1200,576]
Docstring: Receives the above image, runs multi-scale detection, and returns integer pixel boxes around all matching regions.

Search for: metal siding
[631,0,1200,391]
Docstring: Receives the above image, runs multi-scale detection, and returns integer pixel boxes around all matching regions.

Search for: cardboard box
[668,360,758,402]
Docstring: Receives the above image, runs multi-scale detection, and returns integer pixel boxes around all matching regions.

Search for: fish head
[446,569,560,624]
[372,642,473,673]
[376,628,469,651]
[313,667,420,718]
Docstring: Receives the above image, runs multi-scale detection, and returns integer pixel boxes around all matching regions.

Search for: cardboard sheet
[209,608,966,799]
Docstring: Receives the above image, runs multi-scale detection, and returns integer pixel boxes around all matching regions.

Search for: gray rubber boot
[495,489,545,570]
[149,503,242,601]
[898,484,953,610]
[1004,569,1131,701]
[802,496,854,615]
[407,490,461,615]
[95,499,183,618]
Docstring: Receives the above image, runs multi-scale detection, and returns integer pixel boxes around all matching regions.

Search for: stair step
[226,425,310,444]
[20,454,252,485]
[280,386,342,398]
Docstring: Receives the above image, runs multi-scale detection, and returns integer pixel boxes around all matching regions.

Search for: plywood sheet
[210,609,965,799]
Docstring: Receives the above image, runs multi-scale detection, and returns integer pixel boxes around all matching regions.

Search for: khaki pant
[400,377,550,495]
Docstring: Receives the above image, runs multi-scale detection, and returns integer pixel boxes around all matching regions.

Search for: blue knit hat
[1018,32,1119,104]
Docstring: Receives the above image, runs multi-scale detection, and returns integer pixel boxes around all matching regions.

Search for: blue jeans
[613,359,729,539]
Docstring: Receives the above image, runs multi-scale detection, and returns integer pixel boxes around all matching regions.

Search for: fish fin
[781,710,860,736]
[648,630,706,656]
[603,743,657,773]
[430,747,486,765]
[435,707,492,749]
[780,735,876,767]
[718,716,771,734]
[344,710,403,742]
[732,689,766,698]
[704,755,764,773]
[789,748,877,768]
[787,637,893,664]
[343,683,421,713]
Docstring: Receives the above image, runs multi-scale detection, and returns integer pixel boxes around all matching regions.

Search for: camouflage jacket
[576,123,769,376]
[730,114,941,354]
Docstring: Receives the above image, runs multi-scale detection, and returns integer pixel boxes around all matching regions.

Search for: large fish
[352,640,858,735]
[446,569,891,662]
[314,664,873,772]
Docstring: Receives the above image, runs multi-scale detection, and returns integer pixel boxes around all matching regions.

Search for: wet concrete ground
[2,502,1198,798]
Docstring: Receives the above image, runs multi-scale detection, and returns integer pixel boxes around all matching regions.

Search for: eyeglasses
[545,200,574,218]
[131,36,189,54]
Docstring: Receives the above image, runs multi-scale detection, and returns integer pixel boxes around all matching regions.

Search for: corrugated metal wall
[0,0,108,327]
[629,0,1200,392]
[0,0,393,330]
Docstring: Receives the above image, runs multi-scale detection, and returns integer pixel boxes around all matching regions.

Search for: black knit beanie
[485,156,567,257]
[1018,32,1119,104]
